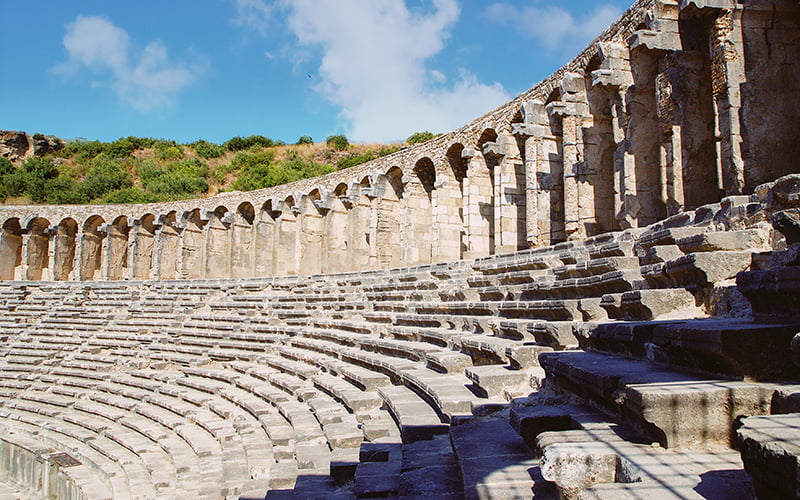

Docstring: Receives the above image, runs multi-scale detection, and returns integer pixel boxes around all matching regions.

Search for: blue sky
[0,0,631,144]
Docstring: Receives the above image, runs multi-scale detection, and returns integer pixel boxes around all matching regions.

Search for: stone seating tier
[3,173,800,498]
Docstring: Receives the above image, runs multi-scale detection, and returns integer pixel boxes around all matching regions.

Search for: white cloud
[54,15,202,112]
[486,2,622,54]
[230,0,273,35]
[281,0,509,143]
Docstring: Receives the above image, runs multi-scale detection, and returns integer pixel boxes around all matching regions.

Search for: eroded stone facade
[0,0,797,284]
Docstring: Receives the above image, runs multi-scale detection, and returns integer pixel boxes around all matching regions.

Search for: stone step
[539,350,774,448]
[450,419,553,500]
[539,433,752,499]
[377,385,448,443]
[464,365,543,399]
[399,434,462,498]
[587,318,800,379]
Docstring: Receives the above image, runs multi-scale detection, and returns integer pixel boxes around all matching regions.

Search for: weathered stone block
[737,414,800,499]
[626,380,772,448]
[664,251,753,286]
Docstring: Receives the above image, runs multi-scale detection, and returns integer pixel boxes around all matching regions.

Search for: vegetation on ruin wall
[0,132,439,205]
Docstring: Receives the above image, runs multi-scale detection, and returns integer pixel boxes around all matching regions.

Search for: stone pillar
[77,231,104,281]
[21,225,51,281]
[72,233,84,281]
[346,186,372,272]
[367,194,379,269]
[432,174,463,262]
[375,188,402,270]
[0,227,22,281]
[678,0,745,194]
[275,203,299,276]
[127,219,155,280]
[205,212,230,280]
[547,73,591,241]
[103,221,129,281]
[47,226,59,281]
[299,197,324,276]
[15,232,30,280]
[402,175,432,266]
[656,65,685,215]
[255,211,277,277]
[324,196,349,274]
[179,212,206,280]
[462,148,492,258]
[592,42,636,229]
[99,224,112,280]
[150,222,164,280]
[490,133,526,253]
[231,213,253,279]
[513,100,551,248]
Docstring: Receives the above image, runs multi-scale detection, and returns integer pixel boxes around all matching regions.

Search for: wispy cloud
[486,2,622,55]
[53,15,204,112]
[230,0,273,35]
[276,0,509,143]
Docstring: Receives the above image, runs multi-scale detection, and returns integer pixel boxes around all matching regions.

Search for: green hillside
[0,132,437,205]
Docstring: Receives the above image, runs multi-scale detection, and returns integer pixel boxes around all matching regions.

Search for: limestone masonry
[0,0,799,498]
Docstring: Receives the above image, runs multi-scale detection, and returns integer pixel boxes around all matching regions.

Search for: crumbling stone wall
[0,0,797,282]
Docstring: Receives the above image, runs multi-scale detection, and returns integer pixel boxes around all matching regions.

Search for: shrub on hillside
[406,131,438,144]
[105,136,155,158]
[17,157,59,202]
[336,146,401,170]
[326,135,350,151]
[44,176,86,204]
[230,149,334,192]
[80,158,133,201]
[224,135,282,152]
[138,157,209,198]
[153,140,183,160]
[190,140,225,159]
[0,157,14,177]
[297,135,314,145]
[61,140,106,161]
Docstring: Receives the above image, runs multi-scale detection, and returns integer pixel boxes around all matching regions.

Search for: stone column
[367,193,379,270]
[401,175,432,266]
[513,100,551,248]
[255,211,277,277]
[0,227,22,281]
[678,0,745,194]
[47,226,59,281]
[592,42,636,229]
[374,183,402,270]
[494,133,526,253]
[299,197,324,276]
[102,221,130,281]
[22,227,51,281]
[15,232,30,281]
[274,203,298,276]
[549,73,591,241]
[432,175,463,262]
[204,211,230,280]
[462,148,492,258]
[324,196,349,274]
[150,221,165,280]
[127,219,154,280]
[346,186,372,272]
[231,214,253,279]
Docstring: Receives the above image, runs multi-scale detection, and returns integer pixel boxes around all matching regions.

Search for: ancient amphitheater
[1,0,800,498]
